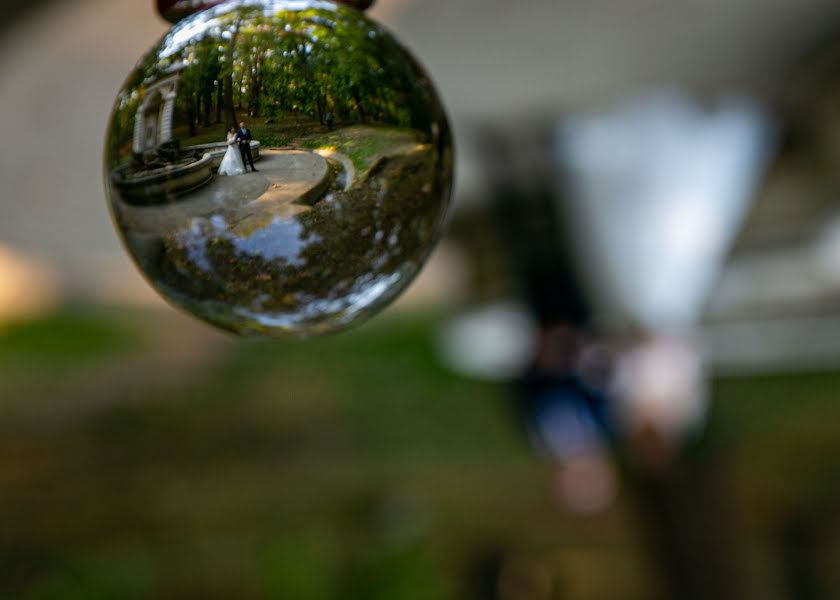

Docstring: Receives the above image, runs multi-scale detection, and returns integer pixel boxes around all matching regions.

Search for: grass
[0,309,143,363]
[0,309,557,599]
[174,115,319,149]
[2,307,840,598]
[297,126,422,177]
[174,117,422,180]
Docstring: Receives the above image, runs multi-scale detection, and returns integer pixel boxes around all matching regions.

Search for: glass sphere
[105,0,453,337]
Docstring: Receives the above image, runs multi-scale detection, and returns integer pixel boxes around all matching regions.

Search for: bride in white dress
[218,127,246,176]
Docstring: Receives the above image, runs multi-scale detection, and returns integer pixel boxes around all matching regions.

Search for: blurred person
[514,326,616,515]
[611,334,707,470]
[475,125,616,515]
[475,119,746,599]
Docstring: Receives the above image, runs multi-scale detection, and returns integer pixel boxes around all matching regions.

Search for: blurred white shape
[661,197,722,262]
[558,92,774,331]
[612,335,707,441]
[0,243,60,323]
[437,301,538,380]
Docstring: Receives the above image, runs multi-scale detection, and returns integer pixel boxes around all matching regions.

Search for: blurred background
[4,0,840,598]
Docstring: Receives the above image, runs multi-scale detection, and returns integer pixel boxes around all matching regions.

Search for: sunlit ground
[1,306,840,598]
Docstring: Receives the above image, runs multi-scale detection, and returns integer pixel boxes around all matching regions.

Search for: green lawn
[1,307,840,598]
[174,115,320,149]
[297,126,422,177]
[174,117,423,181]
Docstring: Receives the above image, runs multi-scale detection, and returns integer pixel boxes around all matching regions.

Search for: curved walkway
[115,150,330,236]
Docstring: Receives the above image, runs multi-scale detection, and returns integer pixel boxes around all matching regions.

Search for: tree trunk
[215,81,223,124]
[186,95,197,137]
[202,87,212,128]
[223,21,240,127]
[352,92,366,123]
[225,73,237,127]
[195,90,202,131]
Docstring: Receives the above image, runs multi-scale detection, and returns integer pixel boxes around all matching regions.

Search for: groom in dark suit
[236,121,258,172]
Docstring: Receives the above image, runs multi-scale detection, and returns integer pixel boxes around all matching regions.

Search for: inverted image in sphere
[105,0,453,337]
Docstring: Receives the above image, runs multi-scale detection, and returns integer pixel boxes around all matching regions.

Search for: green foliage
[20,550,157,600]
[0,310,142,363]
[0,310,541,598]
[119,4,442,155]
[299,126,420,175]
[9,309,840,597]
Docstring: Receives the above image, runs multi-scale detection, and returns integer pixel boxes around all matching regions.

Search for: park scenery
[105,1,453,336]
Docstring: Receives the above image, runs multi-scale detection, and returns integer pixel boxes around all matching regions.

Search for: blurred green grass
[0,311,141,363]
[1,308,839,598]
[297,127,421,175]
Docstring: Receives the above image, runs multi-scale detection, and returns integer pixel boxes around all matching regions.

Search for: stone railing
[111,153,214,205]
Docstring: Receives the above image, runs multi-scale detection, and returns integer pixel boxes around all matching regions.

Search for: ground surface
[116,150,330,234]
[108,124,448,338]
[2,308,840,598]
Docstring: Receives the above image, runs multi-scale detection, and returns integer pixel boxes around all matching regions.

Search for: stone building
[132,73,180,156]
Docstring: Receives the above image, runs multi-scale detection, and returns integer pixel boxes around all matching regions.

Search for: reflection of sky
[233,217,319,265]
[235,271,403,329]
[558,92,774,331]
[179,214,317,274]
[182,218,216,272]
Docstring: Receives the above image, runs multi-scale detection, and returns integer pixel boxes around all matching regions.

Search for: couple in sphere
[218,122,258,176]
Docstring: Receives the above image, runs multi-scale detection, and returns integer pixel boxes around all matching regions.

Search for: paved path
[115,150,330,236]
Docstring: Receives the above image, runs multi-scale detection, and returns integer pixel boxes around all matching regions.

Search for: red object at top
[156,0,375,23]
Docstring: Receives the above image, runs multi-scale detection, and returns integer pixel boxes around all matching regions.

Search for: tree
[222,17,242,127]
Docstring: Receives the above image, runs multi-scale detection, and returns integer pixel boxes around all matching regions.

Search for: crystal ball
[105,0,452,337]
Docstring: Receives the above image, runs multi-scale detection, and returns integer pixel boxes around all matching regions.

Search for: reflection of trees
[114,4,444,140]
[156,147,450,331]
[106,2,453,334]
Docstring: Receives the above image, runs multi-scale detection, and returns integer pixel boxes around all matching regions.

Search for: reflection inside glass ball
[105,0,452,336]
